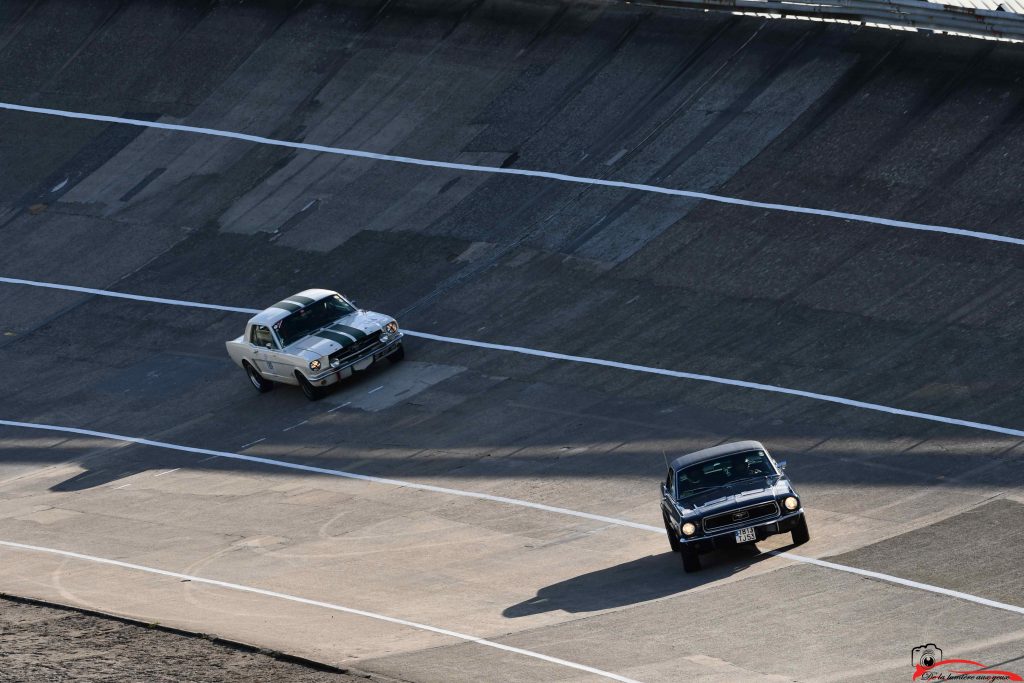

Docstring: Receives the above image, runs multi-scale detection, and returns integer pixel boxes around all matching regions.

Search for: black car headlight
[783,496,799,511]
[681,522,697,536]
[385,321,399,335]
[309,359,321,371]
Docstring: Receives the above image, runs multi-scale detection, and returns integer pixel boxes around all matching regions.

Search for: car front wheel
[297,373,323,401]
[663,513,681,552]
[791,515,810,546]
[387,344,405,363]
[245,362,273,393]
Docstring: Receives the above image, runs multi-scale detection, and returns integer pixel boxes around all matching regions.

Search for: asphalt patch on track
[827,498,1024,606]
[324,361,465,412]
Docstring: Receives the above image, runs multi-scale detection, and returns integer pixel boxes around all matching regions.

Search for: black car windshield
[275,295,355,347]
[676,450,778,498]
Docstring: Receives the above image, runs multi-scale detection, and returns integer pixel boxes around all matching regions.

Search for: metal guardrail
[635,0,1024,41]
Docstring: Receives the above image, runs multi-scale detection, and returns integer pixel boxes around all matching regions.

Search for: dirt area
[0,596,386,682]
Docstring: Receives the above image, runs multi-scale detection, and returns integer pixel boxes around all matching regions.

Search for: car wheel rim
[248,368,261,388]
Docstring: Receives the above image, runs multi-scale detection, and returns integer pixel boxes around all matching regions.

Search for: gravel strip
[0,596,394,683]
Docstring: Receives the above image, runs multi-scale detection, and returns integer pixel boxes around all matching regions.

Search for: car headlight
[681,522,697,536]
[783,496,799,511]
[330,358,341,369]
[385,321,399,335]
[309,359,321,371]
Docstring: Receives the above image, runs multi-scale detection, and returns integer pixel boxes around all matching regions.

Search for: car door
[249,325,286,379]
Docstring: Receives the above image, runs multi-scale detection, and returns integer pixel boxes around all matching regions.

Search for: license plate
[735,527,756,543]
[353,357,374,372]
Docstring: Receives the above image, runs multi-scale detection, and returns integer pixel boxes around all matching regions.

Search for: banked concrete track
[1,1,1023,681]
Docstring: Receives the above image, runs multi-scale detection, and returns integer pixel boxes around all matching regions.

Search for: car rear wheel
[297,373,323,401]
[663,513,681,552]
[791,515,810,546]
[680,546,701,573]
[387,344,405,363]
[244,362,273,393]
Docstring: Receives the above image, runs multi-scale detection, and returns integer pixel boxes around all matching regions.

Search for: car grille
[329,330,382,364]
[702,501,780,532]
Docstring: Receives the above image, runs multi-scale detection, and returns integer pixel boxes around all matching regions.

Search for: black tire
[387,344,405,364]
[244,362,273,393]
[791,515,810,546]
[680,546,701,573]
[297,373,323,401]
[663,514,681,552]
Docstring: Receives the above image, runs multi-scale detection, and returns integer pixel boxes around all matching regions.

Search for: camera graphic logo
[912,644,943,669]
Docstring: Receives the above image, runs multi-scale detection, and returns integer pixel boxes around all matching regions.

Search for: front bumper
[679,510,804,554]
[305,333,404,386]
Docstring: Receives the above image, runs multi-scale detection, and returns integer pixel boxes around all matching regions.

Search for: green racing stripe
[270,299,303,312]
[314,329,356,347]
[330,323,367,340]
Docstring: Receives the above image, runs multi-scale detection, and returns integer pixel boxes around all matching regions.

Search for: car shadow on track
[504,544,782,617]
[49,467,135,491]
[47,448,187,492]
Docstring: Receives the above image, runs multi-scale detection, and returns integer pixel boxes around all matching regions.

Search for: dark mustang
[660,440,810,572]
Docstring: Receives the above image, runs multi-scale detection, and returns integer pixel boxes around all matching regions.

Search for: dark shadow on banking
[502,544,784,617]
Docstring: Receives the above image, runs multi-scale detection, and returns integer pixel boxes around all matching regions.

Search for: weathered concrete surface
[1,0,1023,681]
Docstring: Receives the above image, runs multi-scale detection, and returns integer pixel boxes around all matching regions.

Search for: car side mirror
[777,460,787,471]
[660,482,667,495]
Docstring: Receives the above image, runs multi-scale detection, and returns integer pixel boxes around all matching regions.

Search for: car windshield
[275,295,355,347]
[676,450,778,498]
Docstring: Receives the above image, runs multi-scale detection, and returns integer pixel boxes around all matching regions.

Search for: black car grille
[329,330,383,364]
[703,501,780,532]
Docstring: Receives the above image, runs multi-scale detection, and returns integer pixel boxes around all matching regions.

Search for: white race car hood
[284,310,393,357]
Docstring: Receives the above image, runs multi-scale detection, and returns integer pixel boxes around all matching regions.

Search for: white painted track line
[2,419,1022,617]
[766,551,1024,616]
[3,275,1024,440]
[0,277,259,314]
[405,330,1024,439]
[1,101,1022,247]
[0,419,661,533]
[0,540,643,683]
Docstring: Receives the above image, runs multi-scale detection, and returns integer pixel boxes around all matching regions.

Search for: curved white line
[0,419,660,532]
[766,551,1024,616]
[1,101,1021,247]
[0,540,642,683]
[0,277,260,314]
[405,331,1024,439]
[2,419,1023,616]
[3,275,1023,440]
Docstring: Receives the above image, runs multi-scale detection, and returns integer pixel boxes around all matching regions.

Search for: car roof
[668,440,767,471]
[248,289,340,326]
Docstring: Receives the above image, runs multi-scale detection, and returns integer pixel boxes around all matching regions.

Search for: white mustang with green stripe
[225,288,404,401]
